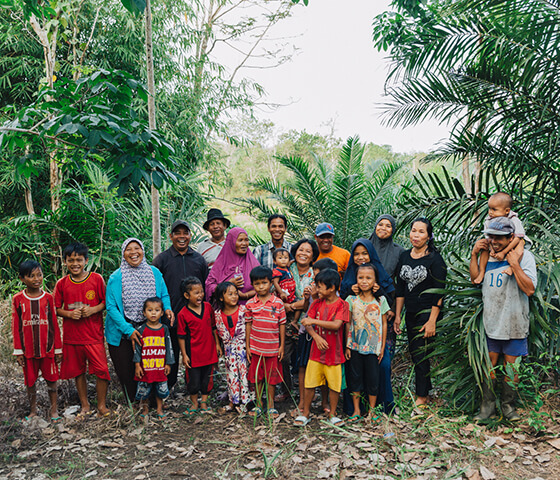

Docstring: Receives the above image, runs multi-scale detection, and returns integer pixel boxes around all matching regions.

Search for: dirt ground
[1,358,559,480]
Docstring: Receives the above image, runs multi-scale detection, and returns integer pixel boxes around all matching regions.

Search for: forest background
[0,0,559,418]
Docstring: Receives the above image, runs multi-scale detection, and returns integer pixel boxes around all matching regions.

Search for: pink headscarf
[205,227,260,303]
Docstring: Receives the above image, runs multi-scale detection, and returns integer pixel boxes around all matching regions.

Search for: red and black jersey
[12,290,62,359]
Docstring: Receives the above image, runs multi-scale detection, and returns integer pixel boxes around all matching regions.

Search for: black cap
[171,220,191,233]
[203,208,231,231]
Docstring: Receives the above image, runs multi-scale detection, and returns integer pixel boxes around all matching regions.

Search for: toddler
[213,281,251,412]
[272,248,296,303]
[12,260,62,422]
[133,297,175,418]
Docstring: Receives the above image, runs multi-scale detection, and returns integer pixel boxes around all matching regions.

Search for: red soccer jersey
[245,295,286,357]
[54,272,106,345]
[12,290,62,359]
[177,302,218,368]
[307,297,349,366]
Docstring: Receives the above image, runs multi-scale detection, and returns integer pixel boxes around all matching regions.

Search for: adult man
[197,208,230,269]
[153,220,209,390]
[315,223,351,277]
[469,217,536,421]
[253,214,292,270]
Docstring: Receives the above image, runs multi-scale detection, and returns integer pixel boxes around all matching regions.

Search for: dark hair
[315,268,340,291]
[181,276,203,295]
[143,296,164,311]
[19,260,42,278]
[212,281,237,310]
[290,238,320,264]
[250,265,273,283]
[411,217,437,253]
[62,242,89,260]
[313,258,338,273]
[272,248,290,261]
[356,263,382,300]
[267,213,288,228]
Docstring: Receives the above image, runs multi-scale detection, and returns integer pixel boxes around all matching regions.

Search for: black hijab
[369,214,405,278]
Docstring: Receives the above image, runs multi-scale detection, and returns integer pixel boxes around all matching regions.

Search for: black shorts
[347,351,379,397]
[186,364,213,395]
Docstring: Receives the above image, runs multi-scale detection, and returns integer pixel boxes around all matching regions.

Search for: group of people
[12,192,537,426]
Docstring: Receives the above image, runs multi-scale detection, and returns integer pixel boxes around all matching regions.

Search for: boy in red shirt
[295,268,349,427]
[245,266,286,418]
[54,243,110,417]
[12,260,62,421]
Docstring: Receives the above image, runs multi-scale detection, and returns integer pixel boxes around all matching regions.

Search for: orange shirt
[317,245,351,278]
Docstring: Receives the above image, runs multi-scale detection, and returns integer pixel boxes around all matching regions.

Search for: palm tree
[244,136,410,250]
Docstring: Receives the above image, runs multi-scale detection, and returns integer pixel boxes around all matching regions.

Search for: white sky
[219,0,451,154]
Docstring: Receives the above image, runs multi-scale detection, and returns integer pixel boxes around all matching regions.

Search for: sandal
[156,413,167,420]
[268,408,279,419]
[322,407,331,416]
[200,402,212,414]
[347,414,362,424]
[50,416,63,424]
[294,415,311,426]
[249,407,263,418]
[183,407,199,417]
[329,416,345,427]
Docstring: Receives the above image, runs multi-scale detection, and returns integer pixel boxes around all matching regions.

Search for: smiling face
[65,252,88,279]
[123,241,144,267]
[21,267,43,293]
[295,242,313,267]
[144,301,163,326]
[235,233,249,255]
[268,217,287,242]
[222,285,239,308]
[353,244,370,265]
[376,219,393,240]
[184,283,204,307]
[410,221,430,249]
[170,225,191,254]
[356,266,377,294]
[488,234,513,253]
[316,281,336,300]
[253,277,272,298]
[315,234,334,254]
[208,219,226,242]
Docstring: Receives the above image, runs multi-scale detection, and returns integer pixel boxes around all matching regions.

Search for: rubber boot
[501,378,520,421]
[473,378,496,421]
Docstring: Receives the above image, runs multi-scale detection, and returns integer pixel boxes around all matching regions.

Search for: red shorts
[248,354,283,385]
[23,357,59,387]
[61,343,110,380]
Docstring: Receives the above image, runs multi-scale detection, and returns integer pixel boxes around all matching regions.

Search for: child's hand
[135,363,144,378]
[351,284,360,295]
[378,350,384,363]
[493,251,505,261]
[301,317,314,327]
[394,316,402,335]
[182,355,191,369]
[164,364,171,376]
[16,355,25,367]
[387,310,395,321]
[81,305,94,318]
[372,283,380,293]
[280,292,288,302]
[344,348,351,361]
[315,336,329,351]
[246,349,252,363]
[303,286,312,299]
[71,308,82,320]
[217,344,224,357]
[278,345,284,362]
[55,353,63,365]
[166,309,175,327]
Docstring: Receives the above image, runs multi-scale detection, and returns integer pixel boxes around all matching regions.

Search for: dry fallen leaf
[479,466,496,480]
[465,467,481,480]
[546,438,560,450]
[501,455,516,463]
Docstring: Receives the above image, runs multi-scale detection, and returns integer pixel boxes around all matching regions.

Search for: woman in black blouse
[394,218,447,408]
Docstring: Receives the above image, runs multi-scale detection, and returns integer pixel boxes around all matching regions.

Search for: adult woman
[105,238,173,402]
[282,239,319,408]
[369,214,405,412]
[394,218,447,408]
[205,227,260,304]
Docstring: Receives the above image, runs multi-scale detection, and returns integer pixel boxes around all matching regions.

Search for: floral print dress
[214,306,251,405]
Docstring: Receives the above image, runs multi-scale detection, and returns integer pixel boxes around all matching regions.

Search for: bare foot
[503,266,513,276]
[473,273,484,285]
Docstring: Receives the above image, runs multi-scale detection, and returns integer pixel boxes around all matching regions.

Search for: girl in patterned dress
[213,282,251,412]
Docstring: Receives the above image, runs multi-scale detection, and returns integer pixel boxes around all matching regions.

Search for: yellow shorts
[304,360,342,392]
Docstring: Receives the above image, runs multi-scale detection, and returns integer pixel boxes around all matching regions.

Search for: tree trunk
[462,154,471,195]
[24,177,35,215]
[145,0,161,256]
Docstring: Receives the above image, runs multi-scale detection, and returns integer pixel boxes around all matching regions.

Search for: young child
[54,242,110,418]
[178,276,218,415]
[212,281,251,413]
[473,192,527,284]
[12,260,62,422]
[272,248,296,303]
[345,263,389,423]
[295,268,350,427]
[133,297,175,418]
[245,266,286,418]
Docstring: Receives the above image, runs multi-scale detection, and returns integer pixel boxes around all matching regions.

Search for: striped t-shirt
[245,295,286,357]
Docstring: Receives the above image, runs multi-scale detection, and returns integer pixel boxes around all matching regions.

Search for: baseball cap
[171,220,191,233]
[483,217,514,236]
[315,223,335,236]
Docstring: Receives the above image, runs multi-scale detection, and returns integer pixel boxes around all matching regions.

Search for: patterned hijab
[205,227,260,303]
[121,238,156,324]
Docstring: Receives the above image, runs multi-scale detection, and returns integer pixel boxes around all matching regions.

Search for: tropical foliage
[374,0,560,410]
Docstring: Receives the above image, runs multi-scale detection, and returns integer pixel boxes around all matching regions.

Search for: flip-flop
[347,414,362,424]
[294,415,311,426]
[50,416,63,424]
[199,403,212,414]
[183,408,199,417]
[156,413,167,420]
[268,408,279,419]
[97,410,113,418]
[329,416,345,427]
[370,414,381,424]
[249,407,263,418]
